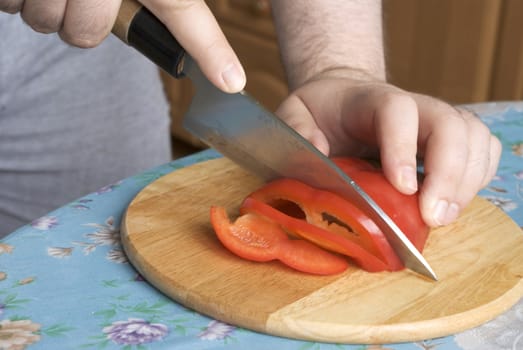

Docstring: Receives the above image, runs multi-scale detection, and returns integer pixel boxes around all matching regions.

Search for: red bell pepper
[210,206,349,275]
[210,157,429,275]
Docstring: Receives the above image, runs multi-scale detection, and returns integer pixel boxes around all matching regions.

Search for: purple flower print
[0,303,5,316]
[484,195,518,212]
[106,249,128,264]
[70,199,93,210]
[492,174,503,181]
[512,143,523,157]
[71,204,90,210]
[96,181,122,194]
[31,216,58,230]
[198,320,236,340]
[84,217,120,246]
[47,247,73,258]
[103,318,168,345]
[514,170,523,180]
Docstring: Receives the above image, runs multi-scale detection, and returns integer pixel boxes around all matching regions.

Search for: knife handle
[112,0,185,78]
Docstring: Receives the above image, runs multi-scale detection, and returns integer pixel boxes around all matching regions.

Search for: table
[1,102,522,350]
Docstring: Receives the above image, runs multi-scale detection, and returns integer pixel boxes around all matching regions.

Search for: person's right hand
[0,0,246,93]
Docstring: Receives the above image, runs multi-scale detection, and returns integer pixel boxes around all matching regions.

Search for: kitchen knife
[112,0,437,281]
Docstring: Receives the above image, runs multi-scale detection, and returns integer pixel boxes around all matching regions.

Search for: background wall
[163,0,523,153]
[384,0,523,104]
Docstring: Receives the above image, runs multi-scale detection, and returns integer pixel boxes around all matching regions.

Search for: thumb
[275,95,330,156]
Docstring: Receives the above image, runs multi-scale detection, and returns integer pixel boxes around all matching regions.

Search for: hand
[275,74,501,227]
[0,0,245,93]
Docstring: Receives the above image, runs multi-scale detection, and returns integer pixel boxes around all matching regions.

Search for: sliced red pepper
[210,206,349,275]
[333,158,429,251]
[210,206,285,262]
[241,180,402,272]
[279,239,349,276]
[241,197,391,272]
[210,157,429,276]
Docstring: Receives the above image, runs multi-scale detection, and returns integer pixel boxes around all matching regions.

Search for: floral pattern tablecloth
[1,102,523,350]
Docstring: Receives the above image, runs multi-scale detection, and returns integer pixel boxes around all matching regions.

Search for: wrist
[271,0,387,90]
[297,65,386,89]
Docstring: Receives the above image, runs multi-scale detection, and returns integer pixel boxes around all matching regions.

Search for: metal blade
[182,56,437,281]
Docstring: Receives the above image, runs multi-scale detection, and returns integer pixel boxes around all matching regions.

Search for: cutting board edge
[120,209,274,334]
[264,277,523,344]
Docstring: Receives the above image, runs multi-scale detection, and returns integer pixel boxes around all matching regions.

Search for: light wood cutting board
[121,158,523,344]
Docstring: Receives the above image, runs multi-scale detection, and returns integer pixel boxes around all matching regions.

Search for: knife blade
[113,0,437,281]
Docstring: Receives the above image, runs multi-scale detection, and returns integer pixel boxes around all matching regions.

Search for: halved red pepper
[333,157,429,251]
[210,206,349,275]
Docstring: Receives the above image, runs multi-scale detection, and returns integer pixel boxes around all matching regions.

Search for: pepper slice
[241,179,402,271]
[241,197,391,272]
[210,206,349,275]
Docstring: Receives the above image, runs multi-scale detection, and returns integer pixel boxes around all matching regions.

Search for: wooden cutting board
[121,158,523,344]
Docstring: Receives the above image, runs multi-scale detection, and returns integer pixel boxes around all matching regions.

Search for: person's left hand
[275,75,501,228]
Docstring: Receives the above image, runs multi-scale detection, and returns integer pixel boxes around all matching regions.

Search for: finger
[275,94,330,155]
[481,134,502,188]
[416,102,470,227]
[372,91,420,194]
[0,0,24,13]
[458,108,502,189]
[59,0,121,48]
[452,110,497,206]
[21,0,67,34]
[140,0,245,93]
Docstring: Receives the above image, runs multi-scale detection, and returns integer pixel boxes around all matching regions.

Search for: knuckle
[201,37,230,59]
[379,91,417,110]
[22,13,63,34]
[58,0,116,48]
[490,134,502,156]
[59,17,112,48]
[442,167,465,185]
[154,0,199,12]
[374,91,419,124]
[465,113,490,135]
[59,30,104,48]
[441,110,468,130]
[0,0,23,13]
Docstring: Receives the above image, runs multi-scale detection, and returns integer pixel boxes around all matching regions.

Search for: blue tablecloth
[1,102,523,350]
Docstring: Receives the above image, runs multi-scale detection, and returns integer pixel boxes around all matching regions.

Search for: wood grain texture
[383,0,502,103]
[121,158,523,344]
[490,0,523,100]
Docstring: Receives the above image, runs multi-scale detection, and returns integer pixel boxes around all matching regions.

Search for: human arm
[270,0,501,227]
[0,0,245,93]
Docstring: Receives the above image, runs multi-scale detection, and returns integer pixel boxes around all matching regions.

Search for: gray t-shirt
[0,13,172,236]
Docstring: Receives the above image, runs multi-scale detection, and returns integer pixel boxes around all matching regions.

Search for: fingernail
[433,200,460,226]
[400,166,418,193]
[221,64,246,93]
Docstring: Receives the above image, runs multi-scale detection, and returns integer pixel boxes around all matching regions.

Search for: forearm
[271,0,386,90]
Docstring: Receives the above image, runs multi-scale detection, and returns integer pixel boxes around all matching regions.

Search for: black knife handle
[112,0,185,78]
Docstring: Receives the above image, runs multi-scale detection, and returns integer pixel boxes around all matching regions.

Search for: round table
[1,102,522,350]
